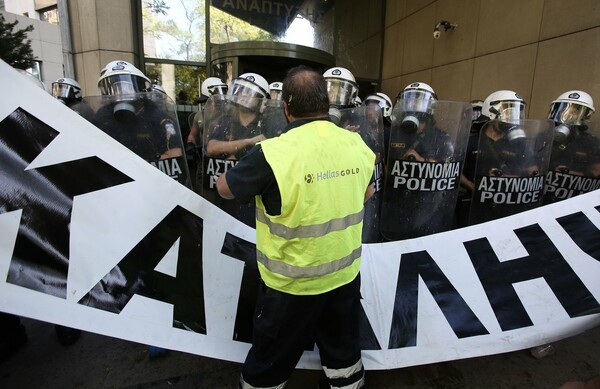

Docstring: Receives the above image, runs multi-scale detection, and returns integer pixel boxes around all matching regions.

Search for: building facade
[2,0,599,126]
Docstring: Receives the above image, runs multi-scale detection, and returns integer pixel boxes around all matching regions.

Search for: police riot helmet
[98,60,151,121]
[470,99,484,121]
[481,90,526,122]
[364,92,393,118]
[397,82,437,113]
[227,72,270,111]
[548,90,595,142]
[269,82,283,100]
[482,90,527,140]
[151,84,167,95]
[397,82,437,132]
[97,60,151,96]
[323,66,359,108]
[201,77,228,98]
[52,77,82,104]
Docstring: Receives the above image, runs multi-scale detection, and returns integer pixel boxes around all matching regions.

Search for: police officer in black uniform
[88,60,189,187]
[203,73,270,227]
[324,67,385,242]
[205,73,269,160]
[381,82,455,240]
[543,90,600,203]
[456,99,484,227]
[466,90,545,225]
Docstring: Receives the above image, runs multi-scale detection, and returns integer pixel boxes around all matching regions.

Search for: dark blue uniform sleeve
[225,144,276,204]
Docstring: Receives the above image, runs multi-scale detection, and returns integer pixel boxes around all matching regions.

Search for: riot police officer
[467,90,552,225]
[456,99,485,227]
[364,92,393,159]
[187,76,229,145]
[323,67,386,242]
[185,77,229,192]
[262,81,288,138]
[205,72,270,160]
[269,81,282,100]
[544,90,600,203]
[203,72,271,227]
[381,82,461,240]
[323,66,359,125]
[51,77,82,107]
[88,60,190,187]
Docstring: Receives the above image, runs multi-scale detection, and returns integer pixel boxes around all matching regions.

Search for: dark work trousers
[240,274,365,388]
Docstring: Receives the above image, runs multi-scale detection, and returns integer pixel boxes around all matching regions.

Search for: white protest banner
[0,60,599,369]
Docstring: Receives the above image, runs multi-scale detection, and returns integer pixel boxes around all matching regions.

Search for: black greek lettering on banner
[388,250,489,349]
[464,224,600,332]
[557,210,600,264]
[79,206,207,334]
[0,108,133,299]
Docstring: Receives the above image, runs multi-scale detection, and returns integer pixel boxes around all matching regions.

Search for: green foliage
[144,0,170,15]
[0,13,35,70]
[175,64,205,103]
[209,7,275,43]
[145,62,205,104]
[142,0,205,61]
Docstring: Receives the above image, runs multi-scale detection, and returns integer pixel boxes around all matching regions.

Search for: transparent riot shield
[77,92,191,188]
[468,119,554,225]
[337,105,385,243]
[201,95,285,227]
[544,124,600,204]
[380,100,472,241]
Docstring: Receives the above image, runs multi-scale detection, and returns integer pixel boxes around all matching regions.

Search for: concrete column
[68,0,140,96]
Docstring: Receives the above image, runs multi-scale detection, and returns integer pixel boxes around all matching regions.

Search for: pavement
[0,317,599,388]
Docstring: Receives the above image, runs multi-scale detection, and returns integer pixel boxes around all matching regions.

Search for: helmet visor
[548,102,594,125]
[99,74,150,96]
[398,90,436,114]
[326,79,358,107]
[365,96,391,117]
[228,78,267,99]
[270,89,282,100]
[207,84,228,96]
[366,96,390,109]
[52,83,79,100]
[489,101,525,123]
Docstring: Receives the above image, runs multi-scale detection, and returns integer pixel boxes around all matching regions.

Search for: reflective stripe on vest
[256,208,365,239]
[257,246,362,278]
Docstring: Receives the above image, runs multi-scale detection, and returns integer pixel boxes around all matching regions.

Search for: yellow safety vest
[256,120,375,295]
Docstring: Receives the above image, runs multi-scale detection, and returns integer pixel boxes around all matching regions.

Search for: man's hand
[404,148,425,162]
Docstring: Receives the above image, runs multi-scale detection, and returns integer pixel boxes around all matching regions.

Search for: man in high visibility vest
[217,65,375,389]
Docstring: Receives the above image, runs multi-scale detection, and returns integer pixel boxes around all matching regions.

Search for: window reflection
[142,0,206,62]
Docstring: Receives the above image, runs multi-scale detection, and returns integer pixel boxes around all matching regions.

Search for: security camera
[433,20,457,39]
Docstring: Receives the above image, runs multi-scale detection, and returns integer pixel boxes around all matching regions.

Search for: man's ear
[283,101,292,122]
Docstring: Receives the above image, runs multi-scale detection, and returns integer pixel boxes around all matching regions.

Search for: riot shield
[380,100,471,241]
[468,119,554,224]
[338,105,385,242]
[77,92,191,188]
[543,124,600,204]
[201,95,285,227]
